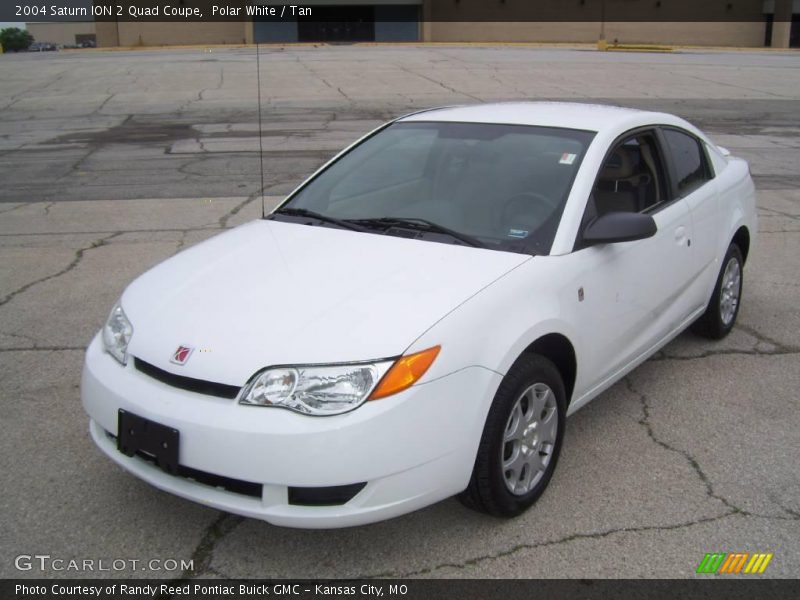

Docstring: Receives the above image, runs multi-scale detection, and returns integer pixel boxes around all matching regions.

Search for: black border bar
[2,1,790,23]
[3,579,800,600]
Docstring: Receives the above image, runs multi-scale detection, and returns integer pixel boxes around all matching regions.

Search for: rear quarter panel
[710,151,758,269]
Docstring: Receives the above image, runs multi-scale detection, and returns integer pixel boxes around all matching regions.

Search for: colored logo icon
[696,552,773,574]
[170,345,194,365]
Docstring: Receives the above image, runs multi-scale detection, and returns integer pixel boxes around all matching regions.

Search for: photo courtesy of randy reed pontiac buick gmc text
[16,583,393,597]
[82,102,757,528]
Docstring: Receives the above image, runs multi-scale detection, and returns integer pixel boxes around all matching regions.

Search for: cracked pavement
[0,46,798,579]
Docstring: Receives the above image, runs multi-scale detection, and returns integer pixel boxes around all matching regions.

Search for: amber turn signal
[369,346,441,400]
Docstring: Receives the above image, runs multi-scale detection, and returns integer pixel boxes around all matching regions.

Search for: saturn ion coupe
[82,102,757,528]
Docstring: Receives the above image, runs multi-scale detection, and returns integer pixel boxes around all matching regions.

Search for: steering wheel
[500,192,558,237]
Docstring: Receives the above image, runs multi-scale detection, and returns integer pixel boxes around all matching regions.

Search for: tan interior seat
[595,147,648,215]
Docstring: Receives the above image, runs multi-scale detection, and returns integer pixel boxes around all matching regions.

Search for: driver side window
[591,132,669,217]
[575,130,672,251]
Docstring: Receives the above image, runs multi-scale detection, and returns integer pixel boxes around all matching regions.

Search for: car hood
[122,220,529,386]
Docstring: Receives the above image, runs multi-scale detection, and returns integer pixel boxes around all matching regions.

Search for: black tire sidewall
[710,244,744,336]
[483,355,567,516]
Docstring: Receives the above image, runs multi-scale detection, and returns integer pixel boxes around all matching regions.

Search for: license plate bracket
[117,409,180,475]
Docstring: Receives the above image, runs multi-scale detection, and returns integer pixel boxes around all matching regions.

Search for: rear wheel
[459,354,566,517]
[692,243,744,339]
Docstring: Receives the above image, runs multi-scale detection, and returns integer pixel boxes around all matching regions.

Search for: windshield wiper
[346,217,486,248]
[272,210,486,248]
[271,207,366,232]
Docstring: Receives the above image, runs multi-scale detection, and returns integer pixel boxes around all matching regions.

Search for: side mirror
[582,212,657,245]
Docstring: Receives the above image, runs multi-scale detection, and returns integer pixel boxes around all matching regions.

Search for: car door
[566,129,696,395]
[660,127,719,311]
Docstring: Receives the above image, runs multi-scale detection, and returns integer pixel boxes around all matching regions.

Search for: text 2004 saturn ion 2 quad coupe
[83,102,756,528]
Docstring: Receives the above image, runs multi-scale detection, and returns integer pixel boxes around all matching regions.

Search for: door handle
[674,226,687,244]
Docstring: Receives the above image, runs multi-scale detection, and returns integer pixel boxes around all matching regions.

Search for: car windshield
[275,121,595,255]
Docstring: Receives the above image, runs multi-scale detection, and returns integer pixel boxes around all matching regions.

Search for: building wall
[605,22,767,47]
[114,22,247,47]
[26,22,96,46]
[425,0,768,24]
[425,22,600,44]
[426,21,767,47]
[95,21,119,47]
[93,0,790,48]
[95,0,247,47]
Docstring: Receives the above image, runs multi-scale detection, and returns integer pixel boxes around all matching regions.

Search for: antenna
[256,42,266,218]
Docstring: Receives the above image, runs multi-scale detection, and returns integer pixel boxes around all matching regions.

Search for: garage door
[254,4,420,43]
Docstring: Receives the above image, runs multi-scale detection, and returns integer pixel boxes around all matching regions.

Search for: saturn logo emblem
[170,345,194,365]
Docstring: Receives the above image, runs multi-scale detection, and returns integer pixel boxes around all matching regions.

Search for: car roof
[398,102,675,134]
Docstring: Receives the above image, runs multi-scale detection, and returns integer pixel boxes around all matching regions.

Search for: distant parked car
[80,40,96,48]
[28,42,57,52]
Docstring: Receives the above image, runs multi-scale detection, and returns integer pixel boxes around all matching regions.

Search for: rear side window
[663,129,710,196]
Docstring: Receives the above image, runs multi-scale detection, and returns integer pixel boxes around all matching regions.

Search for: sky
[0,22,27,30]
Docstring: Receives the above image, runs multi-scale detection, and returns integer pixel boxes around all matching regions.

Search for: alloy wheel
[502,383,558,496]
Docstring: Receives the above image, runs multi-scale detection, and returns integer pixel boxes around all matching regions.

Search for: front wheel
[692,243,744,339]
[459,354,566,517]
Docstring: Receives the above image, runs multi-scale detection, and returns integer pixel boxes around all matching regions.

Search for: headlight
[102,301,133,365]
[239,346,441,416]
[240,362,392,416]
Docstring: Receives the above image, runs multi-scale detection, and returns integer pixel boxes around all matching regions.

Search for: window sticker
[508,229,529,239]
[559,152,577,165]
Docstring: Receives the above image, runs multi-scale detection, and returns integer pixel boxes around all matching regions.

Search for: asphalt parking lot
[1,45,798,579]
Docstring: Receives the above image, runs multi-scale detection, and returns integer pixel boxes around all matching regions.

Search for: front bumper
[82,334,501,528]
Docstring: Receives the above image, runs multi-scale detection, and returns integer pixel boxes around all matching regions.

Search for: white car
[83,102,756,528]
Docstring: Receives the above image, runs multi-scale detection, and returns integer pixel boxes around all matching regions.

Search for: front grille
[178,464,263,499]
[288,483,367,506]
[134,357,241,399]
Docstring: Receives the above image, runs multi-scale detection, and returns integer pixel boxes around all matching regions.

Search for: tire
[459,354,566,517]
[691,243,744,340]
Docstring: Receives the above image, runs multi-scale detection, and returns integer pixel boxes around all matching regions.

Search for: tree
[0,28,34,52]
